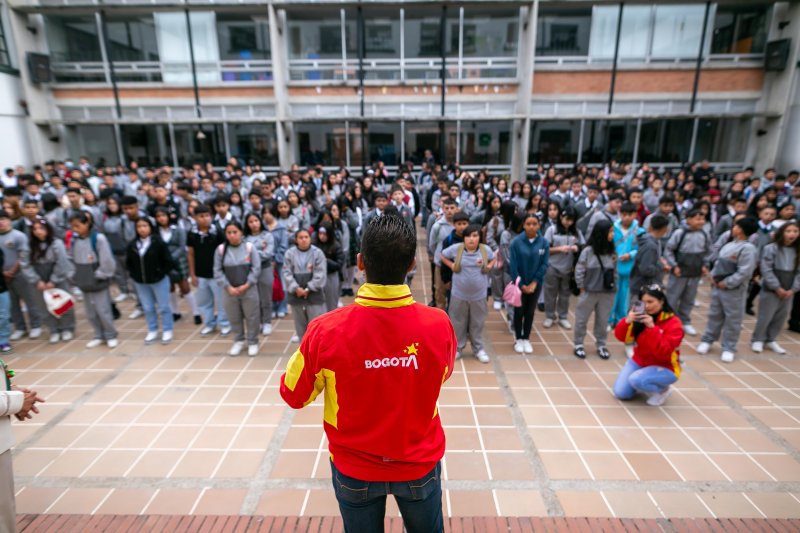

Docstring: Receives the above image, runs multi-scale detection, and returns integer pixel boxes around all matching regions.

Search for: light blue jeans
[134,276,174,333]
[196,277,229,329]
[613,358,677,400]
[0,291,10,345]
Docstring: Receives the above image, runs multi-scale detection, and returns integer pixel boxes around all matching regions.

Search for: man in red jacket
[280,214,456,533]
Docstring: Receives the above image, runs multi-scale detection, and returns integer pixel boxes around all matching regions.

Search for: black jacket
[125,237,176,285]
[631,233,662,296]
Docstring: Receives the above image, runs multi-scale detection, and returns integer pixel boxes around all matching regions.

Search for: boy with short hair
[610,202,640,326]
[212,195,236,234]
[364,192,389,227]
[389,185,414,229]
[437,211,471,309]
[0,211,42,341]
[428,198,458,309]
[188,205,231,337]
[664,208,712,336]
[630,214,670,299]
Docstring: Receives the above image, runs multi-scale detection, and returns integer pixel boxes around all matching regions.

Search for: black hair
[620,202,637,214]
[649,214,669,231]
[243,212,265,236]
[441,197,456,207]
[735,216,759,237]
[120,195,138,206]
[631,284,675,338]
[194,204,211,215]
[153,207,171,226]
[453,211,470,224]
[500,200,518,229]
[557,205,579,237]
[774,221,800,270]
[684,207,703,219]
[68,211,92,227]
[41,193,60,214]
[463,224,482,239]
[373,191,388,201]
[509,210,527,234]
[607,193,625,203]
[213,195,231,206]
[134,216,157,239]
[29,218,55,263]
[658,194,675,206]
[313,221,338,256]
[360,214,416,285]
[587,219,615,257]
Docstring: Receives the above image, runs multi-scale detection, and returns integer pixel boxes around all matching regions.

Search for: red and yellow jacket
[614,312,684,377]
[279,283,457,481]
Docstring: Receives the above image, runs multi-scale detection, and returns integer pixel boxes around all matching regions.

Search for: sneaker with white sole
[49,333,60,344]
[542,318,554,328]
[720,351,735,363]
[29,327,42,339]
[277,312,287,319]
[220,326,232,336]
[558,319,572,329]
[248,344,259,357]
[696,341,711,354]
[646,387,673,406]
[128,309,143,319]
[513,340,524,353]
[261,323,272,336]
[9,331,25,341]
[290,334,300,343]
[766,341,786,354]
[522,340,533,354]
[625,345,635,358]
[61,331,73,342]
[162,331,173,344]
[493,301,502,311]
[684,325,697,336]
[455,351,462,360]
[200,326,215,336]
[229,341,245,356]
[751,341,764,353]
[144,331,158,345]
[113,293,128,303]
[86,339,103,348]
[107,339,119,349]
[475,350,490,363]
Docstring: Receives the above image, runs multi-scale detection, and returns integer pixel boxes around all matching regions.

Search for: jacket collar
[355,283,415,309]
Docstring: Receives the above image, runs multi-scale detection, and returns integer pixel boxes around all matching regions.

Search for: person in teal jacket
[509,214,550,354]
[610,202,641,326]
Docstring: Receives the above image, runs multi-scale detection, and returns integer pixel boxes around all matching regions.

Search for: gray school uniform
[701,239,758,353]
[100,214,130,295]
[70,232,118,340]
[442,244,494,353]
[21,240,76,334]
[573,247,617,348]
[485,215,505,301]
[282,245,327,338]
[429,218,454,267]
[543,226,583,321]
[664,228,712,326]
[752,244,800,343]
[630,232,663,297]
[245,232,275,325]
[0,229,42,333]
[214,242,261,346]
[586,209,618,237]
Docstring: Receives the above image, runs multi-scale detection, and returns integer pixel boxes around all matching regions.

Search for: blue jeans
[196,277,229,329]
[331,461,443,533]
[0,291,10,345]
[613,358,678,400]
[134,277,174,333]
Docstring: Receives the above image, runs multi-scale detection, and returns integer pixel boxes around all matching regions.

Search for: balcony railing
[51,60,273,84]
[535,53,764,67]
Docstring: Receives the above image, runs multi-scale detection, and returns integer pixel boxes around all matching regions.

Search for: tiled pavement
[6,233,800,523]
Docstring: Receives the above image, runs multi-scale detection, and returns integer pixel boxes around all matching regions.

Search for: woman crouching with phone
[612,284,684,406]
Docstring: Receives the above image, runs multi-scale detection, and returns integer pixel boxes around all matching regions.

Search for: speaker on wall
[765,39,791,72]
[27,52,52,84]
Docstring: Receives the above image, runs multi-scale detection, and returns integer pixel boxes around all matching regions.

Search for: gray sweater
[0,229,28,271]
[575,247,617,293]
[282,245,327,305]
[664,228,712,273]
[544,225,583,273]
[213,242,261,289]
[69,232,116,292]
[760,243,800,292]
[710,239,757,290]
[22,240,74,285]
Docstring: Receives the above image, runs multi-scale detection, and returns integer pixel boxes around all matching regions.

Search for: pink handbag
[503,276,522,307]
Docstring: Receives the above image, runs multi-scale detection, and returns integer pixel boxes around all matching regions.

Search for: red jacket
[614,312,683,377]
[280,283,456,481]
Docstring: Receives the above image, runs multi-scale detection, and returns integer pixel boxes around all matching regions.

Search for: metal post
[690,1,712,114]
[357,6,366,174]
[185,9,202,118]
[169,123,178,168]
[439,5,447,166]
[603,3,624,163]
[98,11,123,164]
[399,8,405,82]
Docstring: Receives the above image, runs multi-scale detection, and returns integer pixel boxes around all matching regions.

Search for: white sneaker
[247,344,259,357]
[61,331,73,342]
[646,387,673,406]
[86,339,103,348]
[522,340,533,354]
[220,326,232,336]
[696,342,711,354]
[558,319,572,329]
[720,351,735,363]
[113,293,128,303]
[606,324,613,333]
[128,309,143,319]
[200,326,214,336]
[29,327,42,339]
[162,331,173,345]
[106,339,119,349]
[625,345,635,358]
[271,311,277,319]
[229,341,245,356]
[72,288,84,302]
[144,331,158,345]
[513,340,524,353]
[542,318,554,328]
[455,351,462,360]
[766,342,786,355]
[493,301,502,311]
[684,325,697,336]
[475,350,490,363]
[49,333,60,344]
[290,334,300,343]
[751,341,764,353]
[261,323,272,336]
[10,331,24,341]
[277,312,287,319]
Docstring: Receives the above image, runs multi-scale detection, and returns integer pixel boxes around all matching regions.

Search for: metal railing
[52,60,273,84]
[535,53,764,67]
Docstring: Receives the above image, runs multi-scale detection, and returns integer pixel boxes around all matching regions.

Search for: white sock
[170,292,180,314]
[185,292,200,316]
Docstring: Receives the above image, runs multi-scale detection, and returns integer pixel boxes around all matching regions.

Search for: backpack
[453,244,492,274]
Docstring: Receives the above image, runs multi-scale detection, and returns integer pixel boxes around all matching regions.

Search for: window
[362,8,401,80]
[153,13,193,84]
[46,15,105,81]
[350,122,401,167]
[188,12,221,84]
[458,121,511,165]
[173,124,226,167]
[216,13,271,81]
[536,8,591,56]
[529,121,581,165]
[582,120,636,163]
[405,121,442,164]
[589,5,650,60]
[228,123,279,166]
[461,9,519,58]
[120,125,173,167]
[287,8,353,80]
[403,7,458,79]
[694,118,751,163]
[711,5,769,54]
[105,14,160,82]
[0,5,11,68]
[637,119,693,163]
[295,123,348,166]
[65,125,117,166]
[651,5,705,59]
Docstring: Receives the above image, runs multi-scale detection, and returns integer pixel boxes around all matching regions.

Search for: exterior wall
[0,72,34,169]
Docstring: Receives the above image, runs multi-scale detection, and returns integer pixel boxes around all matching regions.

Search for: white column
[268,5,295,169]
[510,2,537,181]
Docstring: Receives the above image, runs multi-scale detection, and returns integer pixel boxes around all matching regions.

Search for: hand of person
[639,314,655,329]
[625,309,638,324]
[36,281,47,291]
[570,245,579,253]
[227,286,238,296]
[786,289,795,300]
[295,287,306,298]
[701,266,709,276]
[191,277,199,288]
[672,266,681,277]
[521,285,531,294]
[529,281,538,293]
[717,281,726,289]
[3,271,11,282]
[620,253,630,262]
[16,388,44,420]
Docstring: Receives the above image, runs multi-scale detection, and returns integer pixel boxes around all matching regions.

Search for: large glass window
[694,118,751,162]
[65,125,117,166]
[287,9,353,80]
[651,5,705,59]
[637,119,693,163]
[173,124,226,167]
[536,7,591,57]
[405,121,442,164]
[350,122,401,167]
[189,12,221,84]
[589,5,650,60]
[120,125,173,167]
[216,13,271,81]
[529,121,581,165]
[404,7,458,80]
[459,121,511,165]
[228,123,279,166]
[362,8,401,80]
[105,14,161,82]
[582,120,636,163]
[295,123,348,166]
[461,8,518,78]
[153,13,193,84]
[711,5,769,54]
[46,15,105,81]
[0,7,11,68]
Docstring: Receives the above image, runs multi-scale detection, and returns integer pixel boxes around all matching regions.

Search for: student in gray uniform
[313,222,345,313]
[542,206,583,330]
[282,229,327,343]
[697,217,759,363]
[573,218,617,360]
[630,214,670,299]
[0,210,42,341]
[214,221,262,357]
[751,221,800,354]
[441,224,495,363]
[100,196,130,303]
[663,208,712,336]
[68,212,118,348]
[244,213,275,336]
[486,200,515,310]
[22,219,76,344]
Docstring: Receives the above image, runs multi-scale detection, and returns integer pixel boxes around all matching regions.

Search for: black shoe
[193,315,202,325]
[745,307,755,316]
[598,346,611,360]
[574,345,586,359]
[428,300,437,307]
[789,323,800,333]
[173,313,182,321]
[537,303,545,312]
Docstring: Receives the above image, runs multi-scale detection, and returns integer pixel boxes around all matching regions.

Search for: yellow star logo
[405,343,419,356]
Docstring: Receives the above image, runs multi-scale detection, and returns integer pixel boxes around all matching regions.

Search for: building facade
[0,0,798,177]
